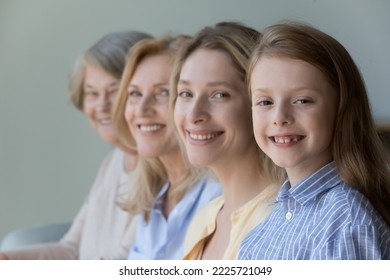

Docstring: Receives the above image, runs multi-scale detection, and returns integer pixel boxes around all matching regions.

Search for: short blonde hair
[68,31,152,111]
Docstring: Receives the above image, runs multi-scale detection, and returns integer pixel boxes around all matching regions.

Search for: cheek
[239,106,253,130]
[174,105,191,143]
[83,103,94,121]
[124,105,136,130]
[158,103,170,121]
[252,111,266,139]
[173,105,185,129]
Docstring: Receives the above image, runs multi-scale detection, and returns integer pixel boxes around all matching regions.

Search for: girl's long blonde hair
[248,21,390,225]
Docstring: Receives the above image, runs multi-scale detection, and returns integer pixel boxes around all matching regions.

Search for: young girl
[171,22,283,259]
[239,22,390,260]
[112,35,221,259]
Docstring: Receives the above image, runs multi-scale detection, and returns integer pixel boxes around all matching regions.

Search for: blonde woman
[113,35,221,260]
[171,22,283,259]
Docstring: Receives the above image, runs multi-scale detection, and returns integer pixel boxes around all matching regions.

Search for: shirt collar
[276,161,343,205]
[153,182,170,211]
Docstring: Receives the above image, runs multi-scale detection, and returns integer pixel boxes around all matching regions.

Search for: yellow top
[183,185,278,260]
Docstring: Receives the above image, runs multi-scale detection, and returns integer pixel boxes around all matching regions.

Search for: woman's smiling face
[83,65,120,146]
[125,54,179,158]
[174,48,254,168]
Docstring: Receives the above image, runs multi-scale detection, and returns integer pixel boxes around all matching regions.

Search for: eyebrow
[84,81,119,89]
[251,88,269,94]
[127,82,169,89]
[178,80,190,85]
[178,79,236,89]
[252,86,318,94]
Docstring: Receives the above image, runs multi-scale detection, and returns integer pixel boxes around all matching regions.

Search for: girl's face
[125,54,179,158]
[250,56,338,184]
[83,65,120,146]
[174,49,254,168]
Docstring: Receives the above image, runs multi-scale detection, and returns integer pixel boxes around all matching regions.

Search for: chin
[99,133,119,146]
[137,148,159,158]
[272,159,296,169]
[188,154,211,167]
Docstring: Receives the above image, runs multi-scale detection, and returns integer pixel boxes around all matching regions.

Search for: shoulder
[105,148,124,166]
[197,174,222,196]
[192,196,223,225]
[96,148,123,172]
[199,195,224,214]
[321,182,378,224]
[89,148,125,194]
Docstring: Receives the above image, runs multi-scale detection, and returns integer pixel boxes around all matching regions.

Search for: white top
[4,148,138,259]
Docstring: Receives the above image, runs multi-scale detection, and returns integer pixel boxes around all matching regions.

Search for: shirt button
[285,211,293,220]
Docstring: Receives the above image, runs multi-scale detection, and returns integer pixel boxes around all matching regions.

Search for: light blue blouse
[127,175,221,260]
[239,162,390,259]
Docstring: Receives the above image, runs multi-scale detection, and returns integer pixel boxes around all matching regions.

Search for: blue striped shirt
[238,162,390,259]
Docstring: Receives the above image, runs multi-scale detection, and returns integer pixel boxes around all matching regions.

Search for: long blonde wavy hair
[113,35,203,221]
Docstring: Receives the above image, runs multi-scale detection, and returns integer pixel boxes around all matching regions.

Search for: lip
[185,129,224,146]
[97,118,112,126]
[269,134,305,147]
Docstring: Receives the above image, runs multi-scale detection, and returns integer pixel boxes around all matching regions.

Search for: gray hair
[69,31,152,111]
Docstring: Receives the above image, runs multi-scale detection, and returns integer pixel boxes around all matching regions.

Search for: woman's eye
[256,100,273,106]
[178,91,192,98]
[160,89,169,96]
[155,89,169,104]
[128,91,142,98]
[85,91,98,98]
[213,92,229,99]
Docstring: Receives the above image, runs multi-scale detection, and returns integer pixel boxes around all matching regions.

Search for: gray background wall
[0,0,389,240]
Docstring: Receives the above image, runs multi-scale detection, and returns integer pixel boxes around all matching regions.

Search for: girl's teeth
[274,136,300,143]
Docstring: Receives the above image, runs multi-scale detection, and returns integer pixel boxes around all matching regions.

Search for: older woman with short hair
[0,30,151,260]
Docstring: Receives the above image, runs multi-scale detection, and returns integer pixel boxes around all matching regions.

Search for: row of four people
[2,20,390,260]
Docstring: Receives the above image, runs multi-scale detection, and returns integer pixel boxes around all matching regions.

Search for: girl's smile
[251,56,338,186]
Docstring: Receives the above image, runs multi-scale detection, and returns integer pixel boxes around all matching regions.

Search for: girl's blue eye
[295,99,310,104]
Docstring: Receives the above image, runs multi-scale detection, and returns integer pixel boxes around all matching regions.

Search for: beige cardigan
[4,148,137,259]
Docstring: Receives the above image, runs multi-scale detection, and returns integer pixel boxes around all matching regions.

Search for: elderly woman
[0,30,151,260]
